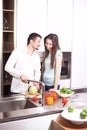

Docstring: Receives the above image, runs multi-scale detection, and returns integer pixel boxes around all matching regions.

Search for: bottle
[3,19,9,30]
[5,72,9,83]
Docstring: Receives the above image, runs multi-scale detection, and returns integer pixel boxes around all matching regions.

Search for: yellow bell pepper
[47,97,53,105]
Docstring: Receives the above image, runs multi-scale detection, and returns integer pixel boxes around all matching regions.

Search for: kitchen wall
[71,0,87,89]
[16,0,73,52]
[16,0,47,51]
[47,0,73,52]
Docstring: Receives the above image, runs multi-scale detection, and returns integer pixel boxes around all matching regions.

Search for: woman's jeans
[45,85,60,91]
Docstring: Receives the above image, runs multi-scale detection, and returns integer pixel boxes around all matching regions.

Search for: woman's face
[45,39,53,52]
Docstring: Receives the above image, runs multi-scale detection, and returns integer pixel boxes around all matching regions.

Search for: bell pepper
[46,97,54,105]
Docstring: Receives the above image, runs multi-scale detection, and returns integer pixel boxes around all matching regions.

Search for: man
[5,33,42,93]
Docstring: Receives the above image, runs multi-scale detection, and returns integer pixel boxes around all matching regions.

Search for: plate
[21,92,42,99]
[56,90,74,97]
[61,108,87,125]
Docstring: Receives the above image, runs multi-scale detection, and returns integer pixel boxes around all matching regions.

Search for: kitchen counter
[0,88,87,123]
[0,96,63,123]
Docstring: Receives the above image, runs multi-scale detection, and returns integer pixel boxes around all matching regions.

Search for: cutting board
[51,115,87,130]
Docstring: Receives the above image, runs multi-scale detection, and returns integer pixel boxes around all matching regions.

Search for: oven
[60,52,71,79]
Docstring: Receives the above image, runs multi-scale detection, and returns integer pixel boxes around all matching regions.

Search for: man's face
[32,37,41,50]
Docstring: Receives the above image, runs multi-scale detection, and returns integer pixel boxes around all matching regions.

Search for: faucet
[27,80,45,106]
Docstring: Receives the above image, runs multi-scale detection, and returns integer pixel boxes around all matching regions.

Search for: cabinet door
[0,114,59,130]
[71,0,87,89]
[16,0,47,51]
[47,0,73,52]
[0,0,3,96]
[2,0,15,95]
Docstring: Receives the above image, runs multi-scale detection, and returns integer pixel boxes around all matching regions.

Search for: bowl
[55,90,74,97]
[61,94,87,125]
[61,108,87,125]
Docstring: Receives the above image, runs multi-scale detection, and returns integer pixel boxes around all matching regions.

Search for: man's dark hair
[27,33,42,45]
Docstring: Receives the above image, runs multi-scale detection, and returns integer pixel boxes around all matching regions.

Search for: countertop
[0,88,87,123]
[0,96,63,123]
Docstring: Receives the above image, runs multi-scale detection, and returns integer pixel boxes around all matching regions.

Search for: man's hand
[20,74,29,83]
[33,82,40,90]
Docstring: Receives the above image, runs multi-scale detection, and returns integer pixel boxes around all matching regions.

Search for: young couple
[5,33,62,93]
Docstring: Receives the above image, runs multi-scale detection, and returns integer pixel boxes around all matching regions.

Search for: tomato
[51,92,58,100]
[45,93,49,104]
[45,92,58,105]
[32,96,38,101]
[49,92,58,100]
[45,93,48,98]
[61,97,68,105]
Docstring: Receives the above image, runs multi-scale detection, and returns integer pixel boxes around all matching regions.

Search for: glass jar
[3,19,9,30]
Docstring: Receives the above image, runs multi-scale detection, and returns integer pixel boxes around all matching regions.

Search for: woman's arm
[49,52,62,91]
[54,55,62,89]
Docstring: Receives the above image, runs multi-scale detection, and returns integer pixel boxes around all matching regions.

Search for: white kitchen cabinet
[60,79,71,89]
[0,113,59,130]
[16,0,73,52]
[47,0,73,52]
[71,0,87,89]
[16,0,47,51]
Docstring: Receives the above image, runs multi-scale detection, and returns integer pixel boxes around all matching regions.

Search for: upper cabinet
[47,0,73,52]
[16,0,47,51]
[16,0,73,52]
[71,0,87,89]
[1,0,16,95]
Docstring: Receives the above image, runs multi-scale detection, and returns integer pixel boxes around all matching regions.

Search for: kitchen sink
[0,95,37,112]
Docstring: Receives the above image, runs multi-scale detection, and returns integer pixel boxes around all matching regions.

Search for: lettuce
[29,86,38,95]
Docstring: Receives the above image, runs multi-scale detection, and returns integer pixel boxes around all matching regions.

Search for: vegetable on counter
[46,97,54,105]
[82,108,87,114]
[45,91,58,105]
[45,92,58,100]
[60,87,73,94]
[68,106,75,112]
[80,111,87,119]
[80,108,87,119]
[29,85,40,95]
[61,97,68,105]
[49,91,58,100]
[32,96,38,101]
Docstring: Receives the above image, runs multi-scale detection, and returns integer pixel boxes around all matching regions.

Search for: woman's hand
[49,88,57,92]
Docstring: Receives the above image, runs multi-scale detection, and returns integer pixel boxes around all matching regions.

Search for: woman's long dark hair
[41,34,61,80]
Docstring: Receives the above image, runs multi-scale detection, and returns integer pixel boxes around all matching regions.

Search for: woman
[41,34,63,91]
